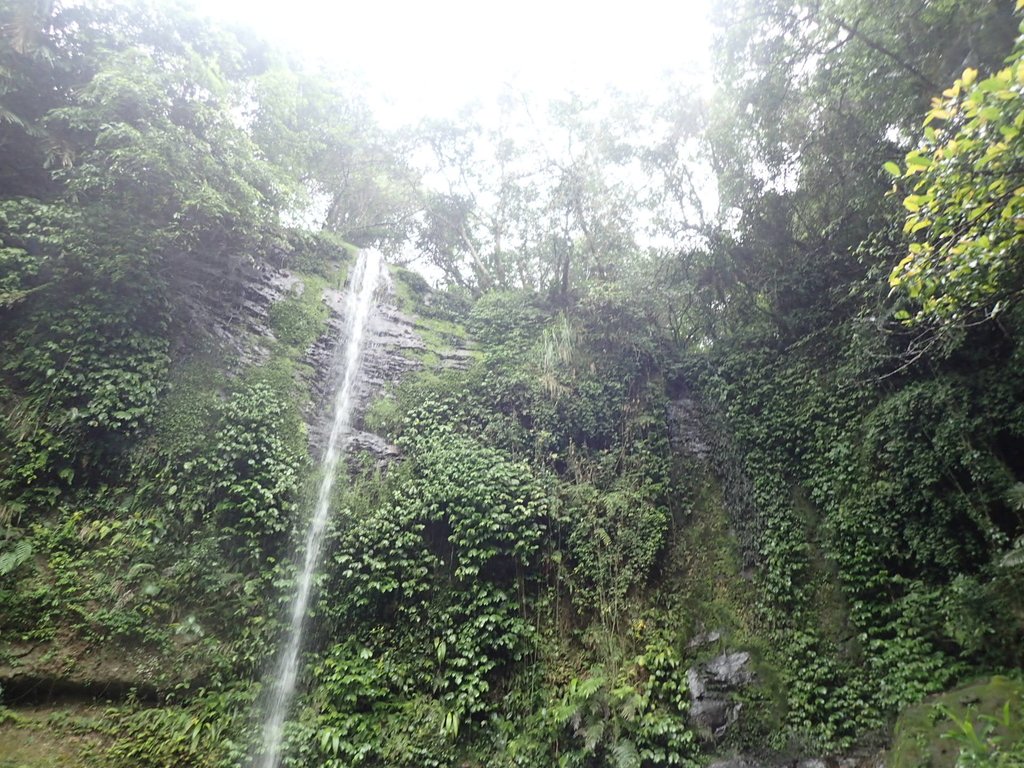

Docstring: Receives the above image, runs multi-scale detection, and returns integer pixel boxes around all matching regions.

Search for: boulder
[687,651,754,740]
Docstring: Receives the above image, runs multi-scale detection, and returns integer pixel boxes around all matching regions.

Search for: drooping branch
[823,12,940,93]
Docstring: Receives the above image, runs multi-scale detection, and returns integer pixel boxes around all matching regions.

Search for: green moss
[662,467,790,752]
[889,676,1024,768]
[0,706,100,768]
[362,386,400,437]
[400,346,440,368]
[148,352,226,461]
[244,351,309,406]
[268,274,329,351]
[379,265,477,376]
[666,467,754,640]
[417,313,470,344]
[389,272,476,370]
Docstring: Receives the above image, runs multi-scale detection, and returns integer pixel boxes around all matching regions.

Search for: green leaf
[905,152,932,169]
[0,539,34,576]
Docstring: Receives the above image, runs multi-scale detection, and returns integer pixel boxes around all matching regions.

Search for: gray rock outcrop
[306,283,419,459]
[687,651,754,740]
[708,755,885,768]
[668,386,712,460]
[305,266,474,467]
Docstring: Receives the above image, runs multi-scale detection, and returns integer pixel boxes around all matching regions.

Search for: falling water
[254,250,384,768]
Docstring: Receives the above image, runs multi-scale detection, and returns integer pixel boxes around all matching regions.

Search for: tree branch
[825,13,940,93]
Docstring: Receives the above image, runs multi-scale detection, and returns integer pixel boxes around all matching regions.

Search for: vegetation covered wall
[2,1,1024,766]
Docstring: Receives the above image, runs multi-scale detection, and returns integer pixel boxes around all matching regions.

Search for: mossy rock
[889,675,1024,768]
[267,274,329,350]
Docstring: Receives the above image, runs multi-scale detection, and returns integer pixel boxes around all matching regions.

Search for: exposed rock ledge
[306,272,474,464]
[0,639,184,704]
[688,650,755,740]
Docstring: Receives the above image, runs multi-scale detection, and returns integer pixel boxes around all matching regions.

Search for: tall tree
[413,94,642,298]
[248,66,420,250]
[701,0,1016,340]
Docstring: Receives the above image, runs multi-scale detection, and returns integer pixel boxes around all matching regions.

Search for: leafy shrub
[467,290,548,351]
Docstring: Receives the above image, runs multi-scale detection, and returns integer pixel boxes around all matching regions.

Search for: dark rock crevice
[1,674,161,706]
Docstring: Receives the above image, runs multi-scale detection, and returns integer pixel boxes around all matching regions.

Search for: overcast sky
[193,0,715,126]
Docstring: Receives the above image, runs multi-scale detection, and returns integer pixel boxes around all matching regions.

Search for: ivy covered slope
[283,278,1024,768]
[0,1,406,764]
[679,0,1024,760]
[277,283,737,767]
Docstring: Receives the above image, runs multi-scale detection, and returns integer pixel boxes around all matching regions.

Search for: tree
[888,23,1024,324]
[413,94,642,298]
[0,0,103,199]
[701,0,1016,341]
[247,66,420,251]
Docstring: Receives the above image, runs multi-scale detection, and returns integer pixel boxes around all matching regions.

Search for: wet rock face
[0,639,183,703]
[358,304,429,403]
[305,281,423,463]
[687,651,754,740]
[172,258,422,465]
[708,759,763,768]
[667,384,711,460]
[345,429,401,472]
[171,258,303,367]
[669,378,761,574]
[688,629,723,649]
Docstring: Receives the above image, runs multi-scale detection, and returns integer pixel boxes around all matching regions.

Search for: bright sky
[194,0,715,126]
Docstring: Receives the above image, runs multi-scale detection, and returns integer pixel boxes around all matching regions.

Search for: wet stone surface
[687,651,754,740]
[667,385,712,460]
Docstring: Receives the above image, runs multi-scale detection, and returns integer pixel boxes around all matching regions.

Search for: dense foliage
[2,1,1024,767]
[0,0,405,713]
[889,51,1024,324]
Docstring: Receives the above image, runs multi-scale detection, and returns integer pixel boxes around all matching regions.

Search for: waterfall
[254,249,384,768]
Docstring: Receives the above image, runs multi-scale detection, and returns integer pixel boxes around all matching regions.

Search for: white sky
[193,0,715,127]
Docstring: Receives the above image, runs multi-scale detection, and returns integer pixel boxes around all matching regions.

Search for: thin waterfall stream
[254,250,385,768]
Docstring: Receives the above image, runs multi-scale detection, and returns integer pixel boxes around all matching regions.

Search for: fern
[574,673,607,700]
[610,738,641,768]
[0,538,33,576]
[1001,539,1024,568]
[1006,482,1024,513]
[1000,485,1024,567]
[581,721,604,752]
